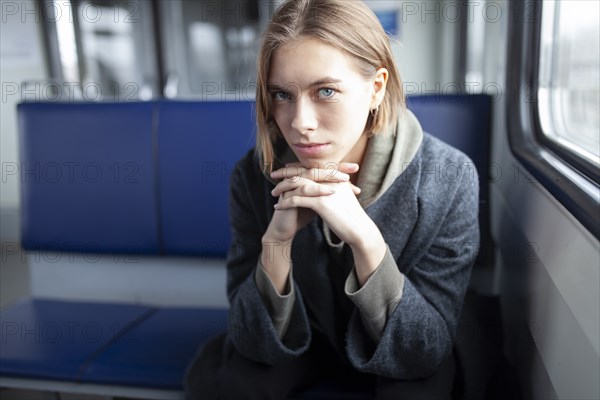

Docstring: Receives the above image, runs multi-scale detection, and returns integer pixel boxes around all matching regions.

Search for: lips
[295,142,326,147]
[293,142,330,156]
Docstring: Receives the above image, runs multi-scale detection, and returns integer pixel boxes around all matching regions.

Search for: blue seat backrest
[18,97,490,259]
[17,102,161,254]
[406,94,493,261]
[156,101,256,256]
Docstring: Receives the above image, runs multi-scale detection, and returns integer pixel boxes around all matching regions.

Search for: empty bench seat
[80,307,228,389]
[1,299,229,396]
[0,299,154,382]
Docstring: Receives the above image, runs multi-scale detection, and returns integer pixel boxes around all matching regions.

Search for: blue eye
[318,88,336,98]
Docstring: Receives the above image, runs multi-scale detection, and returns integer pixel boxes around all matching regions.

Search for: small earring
[370,106,379,118]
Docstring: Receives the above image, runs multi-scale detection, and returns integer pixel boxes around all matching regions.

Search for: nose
[290,96,318,135]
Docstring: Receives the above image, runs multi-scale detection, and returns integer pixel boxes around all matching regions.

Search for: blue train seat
[407,94,493,266]
[80,308,228,389]
[17,102,160,254]
[0,299,153,381]
[157,101,255,256]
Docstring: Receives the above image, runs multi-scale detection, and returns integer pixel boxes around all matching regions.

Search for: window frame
[506,0,599,239]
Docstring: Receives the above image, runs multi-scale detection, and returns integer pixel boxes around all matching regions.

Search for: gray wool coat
[224,114,479,380]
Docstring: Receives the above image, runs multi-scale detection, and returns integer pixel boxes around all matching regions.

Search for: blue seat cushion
[17,102,160,254]
[80,307,228,389]
[0,298,153,382]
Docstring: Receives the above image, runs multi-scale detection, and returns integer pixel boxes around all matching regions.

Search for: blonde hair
[256,0,405,172]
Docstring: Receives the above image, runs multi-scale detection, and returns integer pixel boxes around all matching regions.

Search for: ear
[370,68,389,110]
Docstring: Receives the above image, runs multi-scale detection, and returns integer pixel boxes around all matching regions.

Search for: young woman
[185,0,479,399]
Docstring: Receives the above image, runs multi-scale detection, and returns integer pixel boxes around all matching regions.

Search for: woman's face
[268,38,382,169]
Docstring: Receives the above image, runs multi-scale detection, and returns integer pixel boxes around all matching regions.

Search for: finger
[271,175,360,197]
[306,167,351,182]
[274,193,316,210]
[336,162,360,174]
[290,185,336,198]
[271,165,305,180]
[271,178,335,197]
[318,181,361,196]
[295,161,359,173]
[277,162,358,174]
[271,167,350,182]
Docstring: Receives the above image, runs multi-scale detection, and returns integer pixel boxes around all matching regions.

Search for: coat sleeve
[225,159,312,365]
[345,160,480,379]
[344,246,405,342]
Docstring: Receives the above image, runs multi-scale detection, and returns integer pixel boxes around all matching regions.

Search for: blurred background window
[538,0,600,167]
[158,0,272,100]
[42,0,273,101]
[43,0,158,101]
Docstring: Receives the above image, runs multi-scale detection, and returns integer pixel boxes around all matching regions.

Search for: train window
[41,0,158,101]
[73,0,158,100]
[538,0,600,167]
[158,0,273,100]
[465,1,486,89]
[53,0,79,83]
[506,1,599,238]
[464,1,508,97]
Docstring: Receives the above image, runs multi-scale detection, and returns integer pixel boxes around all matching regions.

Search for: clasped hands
[264,161,387,286]
[271,162,372,246]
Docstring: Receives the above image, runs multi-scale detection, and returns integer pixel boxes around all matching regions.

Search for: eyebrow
[308,77,343,87]
[267,77,343,91]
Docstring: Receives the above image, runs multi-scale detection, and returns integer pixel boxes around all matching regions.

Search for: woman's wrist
[262,231,293,246]
[260,236,293,294]
[350,223,387,286]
